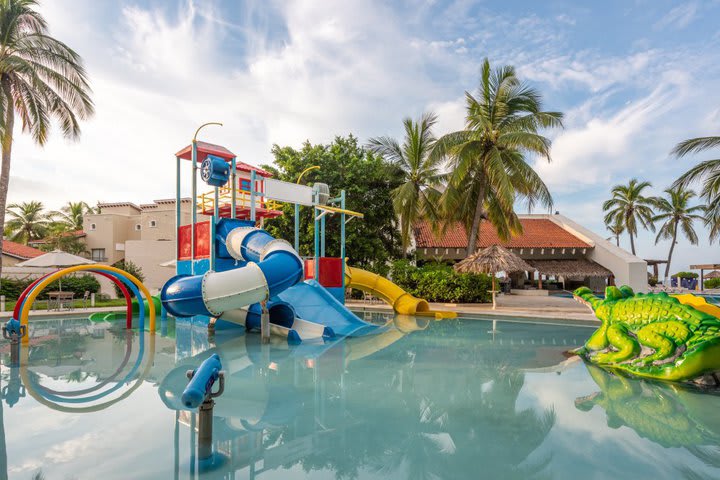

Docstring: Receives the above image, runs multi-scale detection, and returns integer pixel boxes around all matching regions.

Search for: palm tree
[367,112,444,255]
[50,201,94,231]
[652,187,705,282]
[431,59,563,255]
[671,135,720,242]
[0,0,94,278]
[4,200,48,243]
[602,178,657,255]
[605,217,625,247]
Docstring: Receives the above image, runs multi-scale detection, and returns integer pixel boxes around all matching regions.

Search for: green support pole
[231,157,237,219]
[250,170,256,223]
[320,214,326,258]
[175,155,181,275]
[314,193,319,281]
[341,190,346,290]
[294,203,300,252]
[191,141,197,275]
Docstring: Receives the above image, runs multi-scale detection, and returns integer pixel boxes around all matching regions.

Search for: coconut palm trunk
[664,228,678,283]
[466,184,486,256]
[0,75,15,278]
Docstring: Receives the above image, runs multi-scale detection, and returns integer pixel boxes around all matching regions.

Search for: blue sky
[8,0,720,274]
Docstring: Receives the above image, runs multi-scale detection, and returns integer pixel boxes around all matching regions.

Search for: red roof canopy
[414,218,591,249]
[2,240,44,259]
[175,141,273,177]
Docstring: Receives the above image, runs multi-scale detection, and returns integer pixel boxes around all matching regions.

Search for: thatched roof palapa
[454,244,534,274]
[704,270,720,280]
[527,259,612,280]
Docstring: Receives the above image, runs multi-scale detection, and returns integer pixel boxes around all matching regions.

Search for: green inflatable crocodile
[573,286,720,384]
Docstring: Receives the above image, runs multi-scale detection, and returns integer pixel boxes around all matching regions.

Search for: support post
[314,205,320,281]
[294,203,300,252]
[320,214,326,258]
[191,142,198,275]
[261,301,270,344]
[231,157,237,219]
[0,295,4,312]
[701,269,704,292]
[176,155,181,275]
[91,293,95,307]
[250,170,257,223]
[340,190,346,290]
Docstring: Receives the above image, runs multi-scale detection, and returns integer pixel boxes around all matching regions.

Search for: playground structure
[163,130,453,343]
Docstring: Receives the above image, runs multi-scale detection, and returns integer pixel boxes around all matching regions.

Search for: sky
[6,0,720,275]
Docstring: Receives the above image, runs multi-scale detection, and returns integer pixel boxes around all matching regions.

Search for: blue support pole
[294,203,300,252]
[191,141,198,275]
[231,157,237,219]
[175,156,181,275]
[250,170,256,223]
[314,196,319,281]
[341,190,346,290]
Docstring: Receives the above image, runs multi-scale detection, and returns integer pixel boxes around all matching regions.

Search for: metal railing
[197,186,282,215]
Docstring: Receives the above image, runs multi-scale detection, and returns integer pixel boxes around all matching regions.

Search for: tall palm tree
[431,59,563,255]
[602,178,657,255]
[4,200,48,243]
[50,200,94,231]
[367,112,444,255]
[652,187,706,282]
[0,0,94,277]
[605,217,625,247]
[671,135,720,242]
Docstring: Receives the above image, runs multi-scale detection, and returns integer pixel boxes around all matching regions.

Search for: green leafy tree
[602,178,657,255]
[652,187,706,282]
[262,135,402,269]
[0,0,94,278]
[50,200,95,231]
[39,223,87,254]
[112,260,144,297]
[671,135,720,242]
[431,59,563,255]
[4,200,48,243]
[605,217,625,247]
[367,112,444,256]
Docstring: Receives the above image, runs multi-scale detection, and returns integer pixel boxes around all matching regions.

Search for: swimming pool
[2,314,720,479]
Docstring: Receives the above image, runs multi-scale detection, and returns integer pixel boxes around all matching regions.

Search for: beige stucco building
[82,199,199,294]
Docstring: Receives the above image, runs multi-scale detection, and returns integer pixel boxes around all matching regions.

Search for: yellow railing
[197,186,282,214]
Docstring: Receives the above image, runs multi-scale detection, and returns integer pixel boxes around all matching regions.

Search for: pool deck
[347,294,599,323]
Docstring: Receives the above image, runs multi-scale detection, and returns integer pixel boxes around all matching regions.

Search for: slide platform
[345,266,456,319]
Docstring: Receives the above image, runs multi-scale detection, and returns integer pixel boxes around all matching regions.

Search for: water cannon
[200,155,230,187]
[313,182,330,205]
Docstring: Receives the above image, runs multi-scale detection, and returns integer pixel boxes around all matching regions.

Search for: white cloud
[654,3,699,30]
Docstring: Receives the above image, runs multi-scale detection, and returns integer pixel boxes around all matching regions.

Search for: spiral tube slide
[162,227,303,318]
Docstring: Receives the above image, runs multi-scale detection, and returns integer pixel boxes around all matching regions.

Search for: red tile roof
[2,240,45,259]
[413,218,591,249]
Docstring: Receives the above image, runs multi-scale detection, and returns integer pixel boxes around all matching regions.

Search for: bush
[0,274,100,300]
[388,260,492,303]
[112,260,145,298]
[673,271,699,279]
[705,278,720,289]
[648,275,658,287]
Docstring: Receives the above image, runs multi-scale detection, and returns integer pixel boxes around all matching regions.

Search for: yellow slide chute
[673,293,720,318]
[345,266,456,319]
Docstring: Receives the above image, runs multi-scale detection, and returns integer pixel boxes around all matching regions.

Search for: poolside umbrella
[17,250,94,290]
[454,244,534,309]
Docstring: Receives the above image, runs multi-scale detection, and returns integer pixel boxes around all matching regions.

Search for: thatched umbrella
[454,244,534,309]
[705,270,720,280]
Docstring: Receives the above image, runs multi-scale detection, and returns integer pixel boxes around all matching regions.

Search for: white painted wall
[125,239,175,293]
[536,214,648,292]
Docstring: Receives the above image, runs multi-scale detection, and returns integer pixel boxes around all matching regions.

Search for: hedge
[0,274,101,300]
[388,260,492,303]
[673,271,699,279]
[705,278,720,289]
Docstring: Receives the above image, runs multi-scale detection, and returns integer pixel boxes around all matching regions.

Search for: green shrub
[705,278,720,289]
[112,260,145,298]
[0,274,100,300]
[673,271,699,279]
[648,275,658,287]
[388,260,491,303]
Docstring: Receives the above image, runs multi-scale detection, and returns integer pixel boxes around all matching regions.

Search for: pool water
[2,314,720,479]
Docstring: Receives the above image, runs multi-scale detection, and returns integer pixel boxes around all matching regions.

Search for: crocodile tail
[573,287,601,311]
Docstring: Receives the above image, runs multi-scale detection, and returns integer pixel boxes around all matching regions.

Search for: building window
[90,223,96,231]
[91,248,106,262]
[149,220,157,228]
[135,224,141,231]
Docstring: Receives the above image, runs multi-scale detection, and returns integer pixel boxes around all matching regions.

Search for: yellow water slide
[673,294,720,318]
[345,266,456,318]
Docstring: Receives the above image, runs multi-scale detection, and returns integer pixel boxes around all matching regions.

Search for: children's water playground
[2,132,720,479]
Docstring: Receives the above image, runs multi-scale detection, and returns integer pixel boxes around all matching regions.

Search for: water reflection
[160,316,575,479]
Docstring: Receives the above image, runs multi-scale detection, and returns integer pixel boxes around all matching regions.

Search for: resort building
[413,213,648,292]
[0,240,44,266]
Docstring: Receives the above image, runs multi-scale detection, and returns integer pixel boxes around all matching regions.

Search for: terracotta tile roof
[1,240,45,259]
[413,218,591,249]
